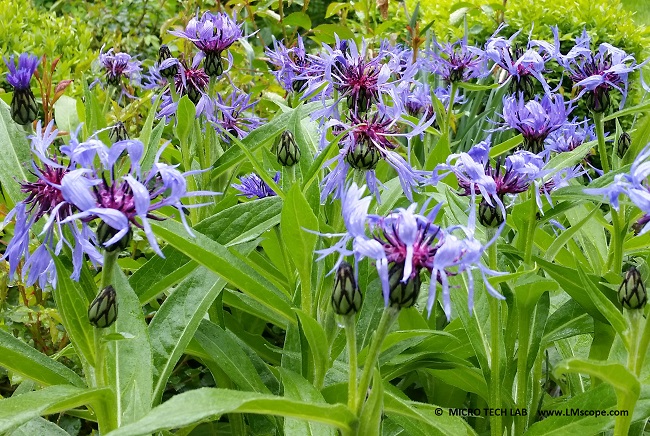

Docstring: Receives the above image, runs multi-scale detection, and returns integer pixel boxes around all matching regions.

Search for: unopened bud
[332,262,362,316]
[11,88,38,125]
[88,285,118,328]
[619,267,647,310]
[345,139,380,170]
[109,121,129,143]
[478,198,505,228]
[186,84,202,105]
[388,262,421,309]
[617,132,631,158]
[585,88,611,114]
[97,221,132,252]
[277,130,301,167]
[510,75,535,101]
[158,45,179,81]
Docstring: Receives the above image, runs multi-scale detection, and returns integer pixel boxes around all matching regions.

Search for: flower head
[317,184,504,318]
[207,87,264,142]
[232,172,280,199]
[4,53,39,90]
[500,93,572,153]
[427,37,487,83]
[98,46,142,88]
[266,35,311,93]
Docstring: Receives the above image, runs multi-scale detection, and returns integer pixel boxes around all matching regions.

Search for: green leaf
[51,256,95,367]
[141,120,165,173]
[174,96,194,149]
[280,369,336,436]
[576,265,627,340]
[149,267,228,405]
[383,386,477,435]
[294,310,329,386]
[0,329,85,387]
[53,95,80,133]
[283,12,311,29]
[457,81,501,92]
[105,388,356,436]
[150,219,295,326]
[130,197,282,304]
[544,207,598,261]
[106,270,153,425]
[9,418,69,436]
[488,134,523,158]
[82,79,106,136]
[603,101,650,121]
[193,320,271,394]
[0,385,109,434]
[358,368,383,435]
[282,184,318,310]
[311,24,355,43]
[0,99,30,208]
[542,300,593,345]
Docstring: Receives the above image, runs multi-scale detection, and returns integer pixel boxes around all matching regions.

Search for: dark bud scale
[619,267,647,310]
[97,221,132,253]
[158,45,179,81]
[617,132,631,158]
[585,87,611,114]
[88,285,118,328]
[332,262,362,316]
[277,130,301,167]
[510,75,535,101]
[345,139,380,170]
[187,84,202,105]
[478,197,505,228]
[523,136,545,155]
[11,88,38,125]
[388,262,421,309]
[109,121,129,143]
[204,51,224,77]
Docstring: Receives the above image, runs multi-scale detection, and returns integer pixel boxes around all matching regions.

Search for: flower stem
[353,307,399,416]
[93,250,119,433]
[615,310,644,435]
[342,315,358,410]
[487,228,503,436]
[593,112,610,174]
[524,190,537,264]
[515,304,531,435]
[445,82,457,141]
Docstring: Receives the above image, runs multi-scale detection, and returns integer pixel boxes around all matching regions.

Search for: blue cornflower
[435,139,542,209]
[321,111,431,202]
[4,53,40,125]
[301,38,416,118]
[207,87,264,143]
[2,121,102,288]
[476,24,552,97]
[500,93,573,154]
[586,142,650,233]
[232,172,280,198]
[170,11,242,77]
[426,36,488,83]
[545,119,594,154]
[97,46,142,89]
[316,183,504,318]
[548,28,645,112]
[266,35,310,93]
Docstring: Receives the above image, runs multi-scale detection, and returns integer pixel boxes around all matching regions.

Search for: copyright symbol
[435,408,443,416]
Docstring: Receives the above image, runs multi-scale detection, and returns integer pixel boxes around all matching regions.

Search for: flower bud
[292,79,306,93]
[345,140,380,170]
[332,262,362,316]
[186,84,202,105]
[619,267,647,310]
[617,132,631,158]
[632,214,650,235]
[97,221,132,252]
[109,121,129,143]
[388,262,421,309]
[158,45,178,80]
[277,130,301,167]
[11,88,38,125]
[585,88,611,114]
[478,198,505,228]
[523,136,545,154]
[88,285,118,328]
[509,75,535,101]
[204,51,224,77]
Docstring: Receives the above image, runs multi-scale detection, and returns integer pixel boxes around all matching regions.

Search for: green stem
[523,191,537,264]
[594,112,610,174]
[515,305,531,435]
[93,250,119,433]
[608,206,624,274]
[445,82,457,142]
[633,310,650,375]
[487,228,503,436]
[343,315,358,410]
[353,307,399,416]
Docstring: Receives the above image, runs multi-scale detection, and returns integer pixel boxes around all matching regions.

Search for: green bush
[0,0,95,96]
